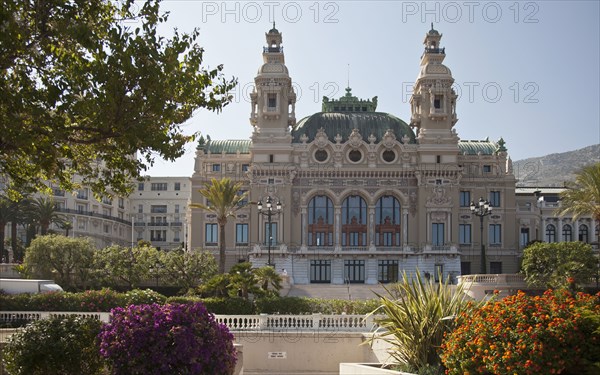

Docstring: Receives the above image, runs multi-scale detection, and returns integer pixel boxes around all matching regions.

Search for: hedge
[0,289,380,315]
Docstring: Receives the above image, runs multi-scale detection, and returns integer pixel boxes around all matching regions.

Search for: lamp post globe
[257,196,282,268]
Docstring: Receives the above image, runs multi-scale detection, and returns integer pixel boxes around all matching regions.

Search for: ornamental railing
[0,311,377,332]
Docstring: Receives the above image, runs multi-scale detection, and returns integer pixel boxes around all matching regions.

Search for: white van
[0,279,64,294]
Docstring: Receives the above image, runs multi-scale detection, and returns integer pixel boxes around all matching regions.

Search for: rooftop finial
[431,22,434,31]
[273,21,276,30]
[347,63,350,90]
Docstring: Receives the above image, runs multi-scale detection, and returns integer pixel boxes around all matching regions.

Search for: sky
[145,0,600,176]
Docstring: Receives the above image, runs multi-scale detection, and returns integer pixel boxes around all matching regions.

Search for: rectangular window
[461,262,471,275]
[242,164,250,172]
[436,155,441,163]
[489,224,502,245]
[212,164,221,172]
[264,222,278,246]
[459,191,471,207]
[77,188,88,200]
[434,95,442,109]
[344,260,365,283]
[103,223,110,234]
[151,230,167,242]
[432,223,445,246]
[150,205,167,213]
[520,227,530,248]
[118,197,125,209]
[151,183,168,191]
[483,165,492,173]
[459,224,471,245]
[378,260,399,283]
[77,204,87,213]
[138,183,144,191]
[310,260,331,283]
[490,262,503,274]
[269,155,274,163]
[138,204,143,213]
[237,190,249,206]
[236,224,248,245]
[174,204,180,214]
[489,191,501,207]
[267,93,277,109]
[205,224,218,245]
[174,182,181,191]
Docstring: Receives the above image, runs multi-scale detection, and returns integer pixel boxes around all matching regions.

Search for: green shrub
[441,290,600,375]
[255,296,314,314]
[124,288,167,306]
[166,296,255,314]
[0,292,33,311]
[28,291,78,311]
[2,316,105,375]
[366,271,478,371]
[76,288,127,311]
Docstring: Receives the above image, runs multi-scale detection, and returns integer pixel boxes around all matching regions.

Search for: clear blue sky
[147,0,600,176]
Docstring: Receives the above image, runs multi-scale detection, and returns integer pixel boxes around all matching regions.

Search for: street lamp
[470,197,493,274]
[257,196,282,267]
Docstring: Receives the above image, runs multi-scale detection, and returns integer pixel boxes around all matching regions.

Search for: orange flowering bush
[441,290,600,375]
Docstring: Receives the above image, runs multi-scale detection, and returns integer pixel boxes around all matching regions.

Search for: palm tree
[254,265,283,296]
[556,162,600,244]
[192,178,248,273]
[29,196,65,235]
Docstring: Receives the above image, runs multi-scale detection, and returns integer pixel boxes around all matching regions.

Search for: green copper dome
[203,139,251,154]
[292,88,416,144]
[458,140,504,155]
[292,112,416,144]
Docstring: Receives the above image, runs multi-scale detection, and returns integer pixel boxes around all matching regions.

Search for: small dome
[418,63,452,79]
[292,112,416,144]
[257,63,289,75]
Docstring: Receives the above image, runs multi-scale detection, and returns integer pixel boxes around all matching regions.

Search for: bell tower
[410,24,459,149]
[249,23,296,163]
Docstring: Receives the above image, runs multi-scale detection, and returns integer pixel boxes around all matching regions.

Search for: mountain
[513,144,600,187]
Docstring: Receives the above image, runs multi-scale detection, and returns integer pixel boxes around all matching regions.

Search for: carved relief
[382,129,396,149]
[347,128,363,148]
[314,128,329,148]
[427,186,451,206]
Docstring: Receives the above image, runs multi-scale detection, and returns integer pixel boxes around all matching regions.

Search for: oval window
[382,150,396,163]
[348,150,362,163]
[314,149,328,162]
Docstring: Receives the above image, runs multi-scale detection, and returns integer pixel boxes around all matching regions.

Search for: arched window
[308,195,334,246]
[579,224,589,243]
[545,224,556,243]
[342,195,367,246]
[562,224,572,242]
[375,196,401,246]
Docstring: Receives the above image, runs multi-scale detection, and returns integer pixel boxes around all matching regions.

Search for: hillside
[513,144,600,187]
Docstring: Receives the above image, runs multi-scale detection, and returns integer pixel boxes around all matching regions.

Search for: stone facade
[188,26,529,284]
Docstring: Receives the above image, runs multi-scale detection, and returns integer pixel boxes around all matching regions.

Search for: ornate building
[190,25,520,284]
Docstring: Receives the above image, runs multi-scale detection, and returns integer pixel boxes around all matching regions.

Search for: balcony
[170,222,183,227]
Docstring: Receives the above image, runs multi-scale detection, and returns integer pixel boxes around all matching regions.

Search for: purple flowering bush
[99,302,237,375]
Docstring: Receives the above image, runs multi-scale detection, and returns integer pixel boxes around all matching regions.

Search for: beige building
[189,25,522,284]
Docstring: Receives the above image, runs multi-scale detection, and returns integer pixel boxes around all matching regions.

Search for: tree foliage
[93,244,159,289]
[22,234,96,290]
[158,249,218,292]
[521,241,596,290]
[192,178,248,273]
[1,0,236,198]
